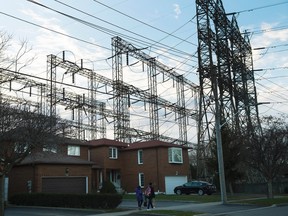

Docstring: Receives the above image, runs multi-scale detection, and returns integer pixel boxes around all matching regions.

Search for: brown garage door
[42,177,87,194]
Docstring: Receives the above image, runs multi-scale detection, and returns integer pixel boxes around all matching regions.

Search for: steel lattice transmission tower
[195,0,261,178]
[111,36,198,144]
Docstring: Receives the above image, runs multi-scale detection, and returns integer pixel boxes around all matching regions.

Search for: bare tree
[0,102,67,215]
[0,31,66,216]
[0,31,35,71]
[245,115,288,198]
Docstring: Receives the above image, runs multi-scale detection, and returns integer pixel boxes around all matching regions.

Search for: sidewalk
[89,202,220,216]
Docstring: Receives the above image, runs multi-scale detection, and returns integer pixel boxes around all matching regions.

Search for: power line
[246,25,288,35]
[254,67,288,71]
[253,43,288,50]
[90,0,197,46]
[256,81,288,102]
[0,11,110,51]
[49,0,197,55]
[230,1,288,15]
[257,49,288,56]
[27,0,198,71]
[256,76,288,81]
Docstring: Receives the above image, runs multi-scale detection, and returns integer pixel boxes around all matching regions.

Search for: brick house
[8,138,191,196]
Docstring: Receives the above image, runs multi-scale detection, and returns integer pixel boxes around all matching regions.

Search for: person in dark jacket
[135,185,143,210]
[144,182,155,210]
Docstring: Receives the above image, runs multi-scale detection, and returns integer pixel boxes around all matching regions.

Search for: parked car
[174,180,216,195]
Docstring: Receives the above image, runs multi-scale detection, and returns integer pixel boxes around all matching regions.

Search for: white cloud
[173,4,181,19]
[251,22,288,117]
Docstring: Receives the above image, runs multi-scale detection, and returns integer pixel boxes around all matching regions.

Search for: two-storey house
[8,138,191,196]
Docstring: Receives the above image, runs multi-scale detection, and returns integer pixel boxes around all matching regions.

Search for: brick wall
[8,166,34,196]
[121,147,190,193]
[9,163,93,196]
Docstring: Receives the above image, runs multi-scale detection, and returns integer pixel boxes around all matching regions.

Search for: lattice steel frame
[196,0,261,178]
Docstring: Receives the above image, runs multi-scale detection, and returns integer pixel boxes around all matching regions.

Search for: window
[43,145,57,153]
[168,147,183,164]
[109,147,118,159]
[14,142,28,153]
[138,173,144,188]
[67,145,80,156]
[138,150,143,164]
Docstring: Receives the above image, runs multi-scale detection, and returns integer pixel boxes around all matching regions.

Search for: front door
[108,170,121,191]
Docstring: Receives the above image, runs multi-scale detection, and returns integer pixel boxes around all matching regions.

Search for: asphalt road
[4,200,288,216]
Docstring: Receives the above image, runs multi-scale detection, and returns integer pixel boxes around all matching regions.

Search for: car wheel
[198,189,204,196]
[176,189,182,195]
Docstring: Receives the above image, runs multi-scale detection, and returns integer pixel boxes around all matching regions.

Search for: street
[5,200,288,216]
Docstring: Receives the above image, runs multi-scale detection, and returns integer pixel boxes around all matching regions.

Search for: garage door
[42,177,87,194]
[165,176,187,194]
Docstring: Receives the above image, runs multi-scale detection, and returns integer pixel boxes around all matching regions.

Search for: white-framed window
[109,147,118,159]
[67,145,80,156]
[168,147,183,164]
[138,149,143,164]
[138,173,144,188]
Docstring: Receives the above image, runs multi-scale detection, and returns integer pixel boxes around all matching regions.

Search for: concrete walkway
[89,201,282,216]
[88,202,221,216]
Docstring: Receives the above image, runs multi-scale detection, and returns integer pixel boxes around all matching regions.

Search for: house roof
[87,138,128,148]
[61,138,192,152]
[62,137,88,146]
[19,151,96,166]
[123,140,192,151]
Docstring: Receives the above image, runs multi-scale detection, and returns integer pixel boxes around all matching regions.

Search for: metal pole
[213,69,227,204]
[215,105,227,204]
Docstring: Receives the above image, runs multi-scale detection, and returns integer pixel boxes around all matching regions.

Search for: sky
[0,0,288,142]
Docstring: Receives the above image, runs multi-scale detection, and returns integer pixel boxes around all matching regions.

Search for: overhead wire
[0,11,110,51]
[4,0,287,127]
[56,0,198,72]
[47,0,287,116]
[49,0,196,56]
[89,0,200,74]
[90,0,198,47]
[246,25,288,35]
[256,81,288,103]
[27,0,198,73]
[253,43,288,50]
[230,1,288,15]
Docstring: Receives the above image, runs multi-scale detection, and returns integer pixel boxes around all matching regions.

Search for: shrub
[99,180,117,194]
[9,193,122,209]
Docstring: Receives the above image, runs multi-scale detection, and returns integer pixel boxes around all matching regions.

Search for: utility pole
[212,68,227,204]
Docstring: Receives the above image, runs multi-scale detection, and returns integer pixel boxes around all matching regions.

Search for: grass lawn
[138,210,201,216]
[229,196,288,206]
[123,193,221,202]
[123,193,288,205]
[122,194,288,216]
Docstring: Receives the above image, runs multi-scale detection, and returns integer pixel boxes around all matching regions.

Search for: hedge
[9,193,123,209]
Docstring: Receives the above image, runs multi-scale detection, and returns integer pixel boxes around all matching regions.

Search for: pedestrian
[144,182,154,210]
[135,185,143,210]
[149,182,156,208]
